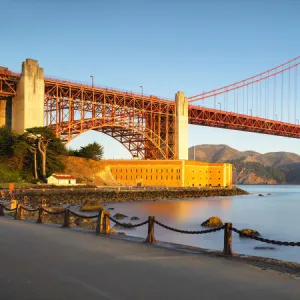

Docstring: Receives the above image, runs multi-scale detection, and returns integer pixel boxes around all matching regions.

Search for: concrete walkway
[1,218,300,300]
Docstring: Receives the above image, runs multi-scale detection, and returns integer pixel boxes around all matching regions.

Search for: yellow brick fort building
[103,160,232,188]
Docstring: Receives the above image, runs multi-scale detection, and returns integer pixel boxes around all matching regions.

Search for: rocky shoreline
[15,187,248,205]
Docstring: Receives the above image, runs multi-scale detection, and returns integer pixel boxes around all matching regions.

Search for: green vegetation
[68,142,104,160]
[0,126,104,183]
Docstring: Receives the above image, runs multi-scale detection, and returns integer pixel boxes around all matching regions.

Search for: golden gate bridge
[0,56,299,160]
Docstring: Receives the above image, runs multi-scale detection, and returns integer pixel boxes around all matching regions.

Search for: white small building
[47,173,76,186]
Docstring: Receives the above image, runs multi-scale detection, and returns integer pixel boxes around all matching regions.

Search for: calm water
[104,185,300,263]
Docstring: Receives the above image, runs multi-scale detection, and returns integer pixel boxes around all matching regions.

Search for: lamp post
[140,85,143,97]
[296,119,299,125]
[90,75,94,89]
[249,109,252,116]
[275,113,277,120]
[218,102,221,110]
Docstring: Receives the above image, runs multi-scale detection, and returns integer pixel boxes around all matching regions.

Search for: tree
[0,126,17,157]
[26,127,66,180]
[69,142,104,160]
[12,139,29,169]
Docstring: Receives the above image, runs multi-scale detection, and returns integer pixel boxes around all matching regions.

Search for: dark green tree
[69,142,104,160]
[0,126,17,157]
[25,127,66,179]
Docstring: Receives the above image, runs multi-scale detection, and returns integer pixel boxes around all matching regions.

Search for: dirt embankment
[62,156,117,186]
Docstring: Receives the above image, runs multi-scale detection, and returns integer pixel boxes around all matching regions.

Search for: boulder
[108,207,115,210]
[131,216,140,220]
[239,228,261,238]
[258,194,264,197]
[254,246,275,250]
[113,213,128,220]
[113,222,134,229]
[80,201,103,212]
[201,216,223,227]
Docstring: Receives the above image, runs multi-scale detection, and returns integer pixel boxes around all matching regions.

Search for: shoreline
[14,187,248,204]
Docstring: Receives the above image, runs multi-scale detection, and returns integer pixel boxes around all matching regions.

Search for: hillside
[62,156,118,186]
[188,145,300,184]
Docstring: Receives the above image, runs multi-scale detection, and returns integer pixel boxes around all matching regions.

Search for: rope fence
[1,202,300,255]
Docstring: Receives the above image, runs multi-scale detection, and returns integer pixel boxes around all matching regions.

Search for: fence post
[14,204,19,220]
[16,205,24,220]
[104,211,110,234]
[37,207,43,224]
[223,222,233,256]
[62,209,70,228]
[96,210,110,234]
[0,204,4,216]
[145,216,156,244]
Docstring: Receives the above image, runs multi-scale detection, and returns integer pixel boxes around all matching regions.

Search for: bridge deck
[1,218,299,300]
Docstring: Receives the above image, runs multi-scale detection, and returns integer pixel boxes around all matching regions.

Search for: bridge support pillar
[175,91,189,160]
[0,100,7,127]
[12,59,44,133]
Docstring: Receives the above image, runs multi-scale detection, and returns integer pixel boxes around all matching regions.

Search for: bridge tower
[175,91,189,160]
[12,59,44,133]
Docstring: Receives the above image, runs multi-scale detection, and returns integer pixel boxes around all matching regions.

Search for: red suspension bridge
[0,56,299,160]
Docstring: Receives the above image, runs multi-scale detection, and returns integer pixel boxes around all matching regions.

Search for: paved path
[1,218,300,300]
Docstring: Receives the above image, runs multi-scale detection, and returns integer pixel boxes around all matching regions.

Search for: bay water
[104,185,300,263]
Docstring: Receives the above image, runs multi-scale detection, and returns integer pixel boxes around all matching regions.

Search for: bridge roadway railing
[1,203,300,256]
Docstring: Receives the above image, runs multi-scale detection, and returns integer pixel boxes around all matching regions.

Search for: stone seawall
[15,187,248,205]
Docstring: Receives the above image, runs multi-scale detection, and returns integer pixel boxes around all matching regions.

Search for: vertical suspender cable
[295,66,298,123]
[273,72,276,120]
[288,66,291,123]
[281,69,284,122]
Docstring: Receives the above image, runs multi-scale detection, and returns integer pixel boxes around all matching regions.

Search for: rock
[80,201,103,212]
[201,216,223,227]
[258,194,264,197]
[239,228,261,238]
[117,232,127,236]
[254,246,276,250]
[110,227,117,233]
[113,213,128,220]
[267,193,271,195]
[113,222,134,229]
[108,207,114,210]
[130,216,140,220]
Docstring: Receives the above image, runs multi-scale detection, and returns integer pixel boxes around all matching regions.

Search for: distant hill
[188,145,300,184]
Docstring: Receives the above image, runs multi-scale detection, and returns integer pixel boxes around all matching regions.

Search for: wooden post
[16,205,24,220]
[223,222,233,256]
[145,216,156,244]
[96,210,110,234]
[37,207,43,223]
[62,209,70,228]
[14,204,19,220]
[104,211,110,234]
[0,204,4,216]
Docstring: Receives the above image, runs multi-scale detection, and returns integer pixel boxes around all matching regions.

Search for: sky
[1,0,300,158]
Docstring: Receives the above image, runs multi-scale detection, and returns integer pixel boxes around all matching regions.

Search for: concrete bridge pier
[175,91,189,160]
[12,59,44,133]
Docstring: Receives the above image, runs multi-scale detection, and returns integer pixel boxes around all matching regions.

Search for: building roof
[50,173,76,180]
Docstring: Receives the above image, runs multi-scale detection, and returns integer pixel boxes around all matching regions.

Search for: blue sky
[2,0,300,158]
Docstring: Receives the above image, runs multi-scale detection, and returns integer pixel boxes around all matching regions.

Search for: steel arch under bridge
[44,78,177,160]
